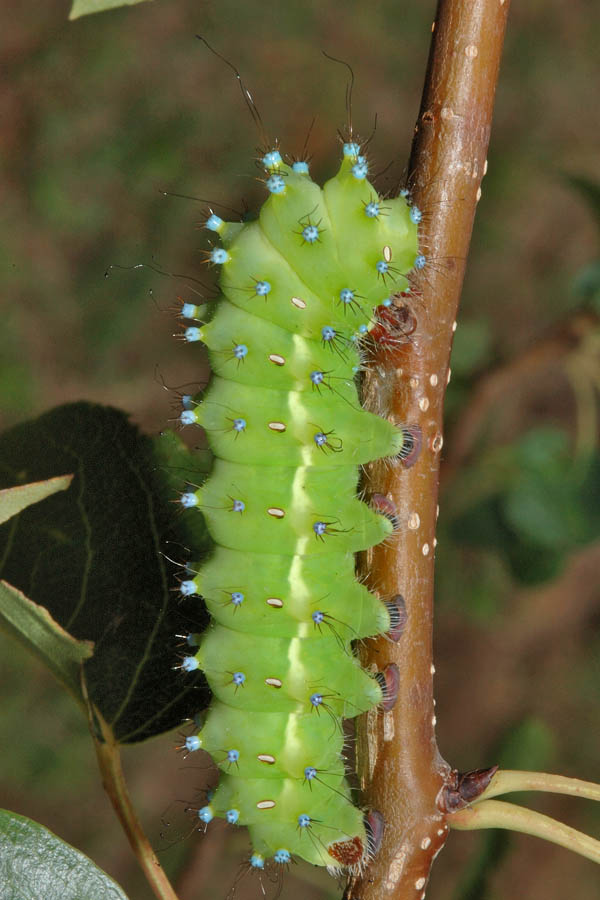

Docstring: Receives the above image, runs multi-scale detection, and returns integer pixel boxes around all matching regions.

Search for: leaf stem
[83,678,180,900]
[449,798,600,865]
[473,769,600,805]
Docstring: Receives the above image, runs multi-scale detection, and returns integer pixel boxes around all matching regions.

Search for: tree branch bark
[347,2,511,897]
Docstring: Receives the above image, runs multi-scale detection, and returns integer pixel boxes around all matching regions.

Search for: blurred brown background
[1,1,599,898]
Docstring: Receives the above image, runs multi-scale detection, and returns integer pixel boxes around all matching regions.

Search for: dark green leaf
[69,0,152,20]
[0,580,93,702]
[0,809,130,900]
[0,403,212,742]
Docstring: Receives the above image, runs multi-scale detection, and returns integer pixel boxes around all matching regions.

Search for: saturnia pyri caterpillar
[173,82,423,873]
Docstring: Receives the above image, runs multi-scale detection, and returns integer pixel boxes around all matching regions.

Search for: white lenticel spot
[408,512,420,530]
[268,353,285,366]
[433,538,438,548]
[419,397,429,412]
[266,597,283,607]
[484,158,488,175]
[291,296,306,309]
[383,245,392,262]
[415,877,426,890]
[409,376,420,388]
[452,320,457,332]
[268,421,286,432]
[429,374,438,387]
[421,837,431,850]
[422,543,430,556]
[267,507,285,518]
[430,663,436,674]
[465,44,478,58]
[431,434,443,452]
[441,107,454,120]
[476,186,482,202]
[447,368,452,384]
[432,715,437,726]
[396,367,404,378]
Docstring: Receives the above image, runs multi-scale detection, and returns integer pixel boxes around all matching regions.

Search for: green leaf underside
[0,474,73,526]
[69,0,151,21]
[0,580,93,702]
[0,809,130,900]
[0,403,211,742]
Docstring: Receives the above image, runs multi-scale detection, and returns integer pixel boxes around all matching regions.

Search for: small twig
[472,769,600,805]
[442,308,599,487]
[82,674,180,900]
[449,798,600,865]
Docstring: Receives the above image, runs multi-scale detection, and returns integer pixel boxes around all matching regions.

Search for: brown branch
[347,2,511,898]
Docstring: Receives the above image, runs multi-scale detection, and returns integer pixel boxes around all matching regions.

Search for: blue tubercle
[302,224,319,243]
[312,610,325,624]
[226,809,240,824]
[304,766,317,781]
[231,591,244,606]
[343,142,361,158]
[180,410,197,426]
[205,214,224,232]
[313,521,327,536]
[180,580,198,596]
[376,260,389,275]
[313,432,327,447]
[232,671,246,686]
[266,174,286,194]
[365,201,380,218]
[339,288,354,305]
[180,492,199,508]
[274,849,291,864]
[231,499,245,513]
[298,814,311,828]
[181,302,200,319]
[181,394,194,409]
[185,735,201,752]
[210,248,229,265]
[382,297,393,307]
[184,326,202,343]
[226,749,240,763]
[181,656,199,672]
[310,370,324,386]
[351,159,368,180]
[410,206,422,224]
[292,160,309,174]
[250,853,265,869]
[232,417,247,432]
[233,343,248,359]
[198,805,214,824]
[254,280,271,295]
[262,149,282,169]
[414,254,426,270]
[321,326,336,342]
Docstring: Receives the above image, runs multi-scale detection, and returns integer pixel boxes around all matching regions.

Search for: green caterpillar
[176,143,421,872]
